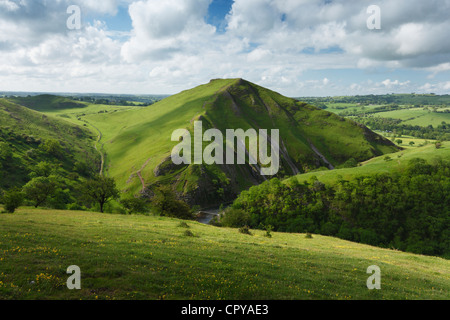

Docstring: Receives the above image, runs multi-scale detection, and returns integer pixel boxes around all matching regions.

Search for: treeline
[70,96,165,106]
[355,117,450,141]
[220,158,450,257]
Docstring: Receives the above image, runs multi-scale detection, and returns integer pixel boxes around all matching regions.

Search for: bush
[264,225,273,238]
[2,188,24,213]
[183,230,195,237]
[239,225,252,235]
[220,207,251,228]
[337,158,358,169]
[178,222,190,228]
[121,196,149,215]
[67,203,87,211]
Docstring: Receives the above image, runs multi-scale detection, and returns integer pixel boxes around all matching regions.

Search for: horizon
[1,78,449,98]
[1,1,450,96]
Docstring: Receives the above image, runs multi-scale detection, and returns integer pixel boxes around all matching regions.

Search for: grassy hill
[0,99,99,189]
[9,95,87,113]
[288,141,450,186]
[0,208,448,300]
[79,79,398,206]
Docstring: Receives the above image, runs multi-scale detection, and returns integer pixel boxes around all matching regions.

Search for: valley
[0,79,449,300]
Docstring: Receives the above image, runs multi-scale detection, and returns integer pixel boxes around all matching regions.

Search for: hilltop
[81,78,398,206]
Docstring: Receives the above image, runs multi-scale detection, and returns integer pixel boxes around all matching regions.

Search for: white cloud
[121,0,215,62]
[1,0,450,96]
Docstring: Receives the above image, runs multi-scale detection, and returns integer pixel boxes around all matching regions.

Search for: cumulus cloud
[121,0,215,62]
[1,0,450,95]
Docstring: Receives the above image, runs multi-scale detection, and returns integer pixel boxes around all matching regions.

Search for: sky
[1,0,450,97]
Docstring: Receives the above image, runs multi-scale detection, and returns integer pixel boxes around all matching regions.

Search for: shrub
[239,225,252,236]
[337,158,358,169]
[264,225,273,238]
[67,203,87,211]
[220,207,250,228]
[121,196,149,215]
[2,188,24,213]
[183,230,195,237]
[178,222,190,228]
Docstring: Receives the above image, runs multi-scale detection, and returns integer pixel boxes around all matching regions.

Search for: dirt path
[136,157,152,193]
[81,120,105,175]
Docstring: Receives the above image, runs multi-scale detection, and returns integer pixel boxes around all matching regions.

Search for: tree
[81,175,119,213]
[152,185,192,220]
[396,139,403,146]
[40,139,63,158]
[2,188,24,213]
[22,176,58,208]
[409,141,415,147]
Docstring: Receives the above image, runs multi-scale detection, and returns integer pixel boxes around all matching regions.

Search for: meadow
[0,208,448,300]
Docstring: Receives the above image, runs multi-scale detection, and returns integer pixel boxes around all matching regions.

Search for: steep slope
[0,98,99,189]
[84,79,398,206]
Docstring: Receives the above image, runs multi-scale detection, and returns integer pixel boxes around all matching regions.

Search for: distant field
[373,131,437,149]
[325,103,381,115]
[0,208,448,300]
[373,109,450,127]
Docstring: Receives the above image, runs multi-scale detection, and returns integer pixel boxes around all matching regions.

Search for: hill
[9,94,87,112]
[0,208,448,300]
[81,79,398,206]
[289,141,450,185]
[224,142,449,257]
[0,98,99,190]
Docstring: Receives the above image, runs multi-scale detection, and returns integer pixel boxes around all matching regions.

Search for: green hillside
[81,79,398,206]
[0,98,99,189]
[289,141,450,185]
[0,208,448,300]
[9,95,87,113]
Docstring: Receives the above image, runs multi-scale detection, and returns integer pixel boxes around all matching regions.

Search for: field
[0,208,448,300]
[373,108,450,127]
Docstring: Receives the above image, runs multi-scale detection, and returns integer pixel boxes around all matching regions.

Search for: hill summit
[85,78,398,206]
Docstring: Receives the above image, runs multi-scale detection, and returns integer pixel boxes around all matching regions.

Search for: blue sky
[1,0,450,96]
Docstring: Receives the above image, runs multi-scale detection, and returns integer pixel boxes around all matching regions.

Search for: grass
[288,141,450,186]
[374,108,450,127]
[0,208,448,300]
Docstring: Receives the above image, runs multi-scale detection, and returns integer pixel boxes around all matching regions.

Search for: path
[81,120,105,176]
[136,158,152,193]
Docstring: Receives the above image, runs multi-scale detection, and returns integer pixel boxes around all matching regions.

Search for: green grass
[0,208,448,300]
[374,108,450,127]
[288,141,450,186]
[0,99,98,188]
[9,95,86,113]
